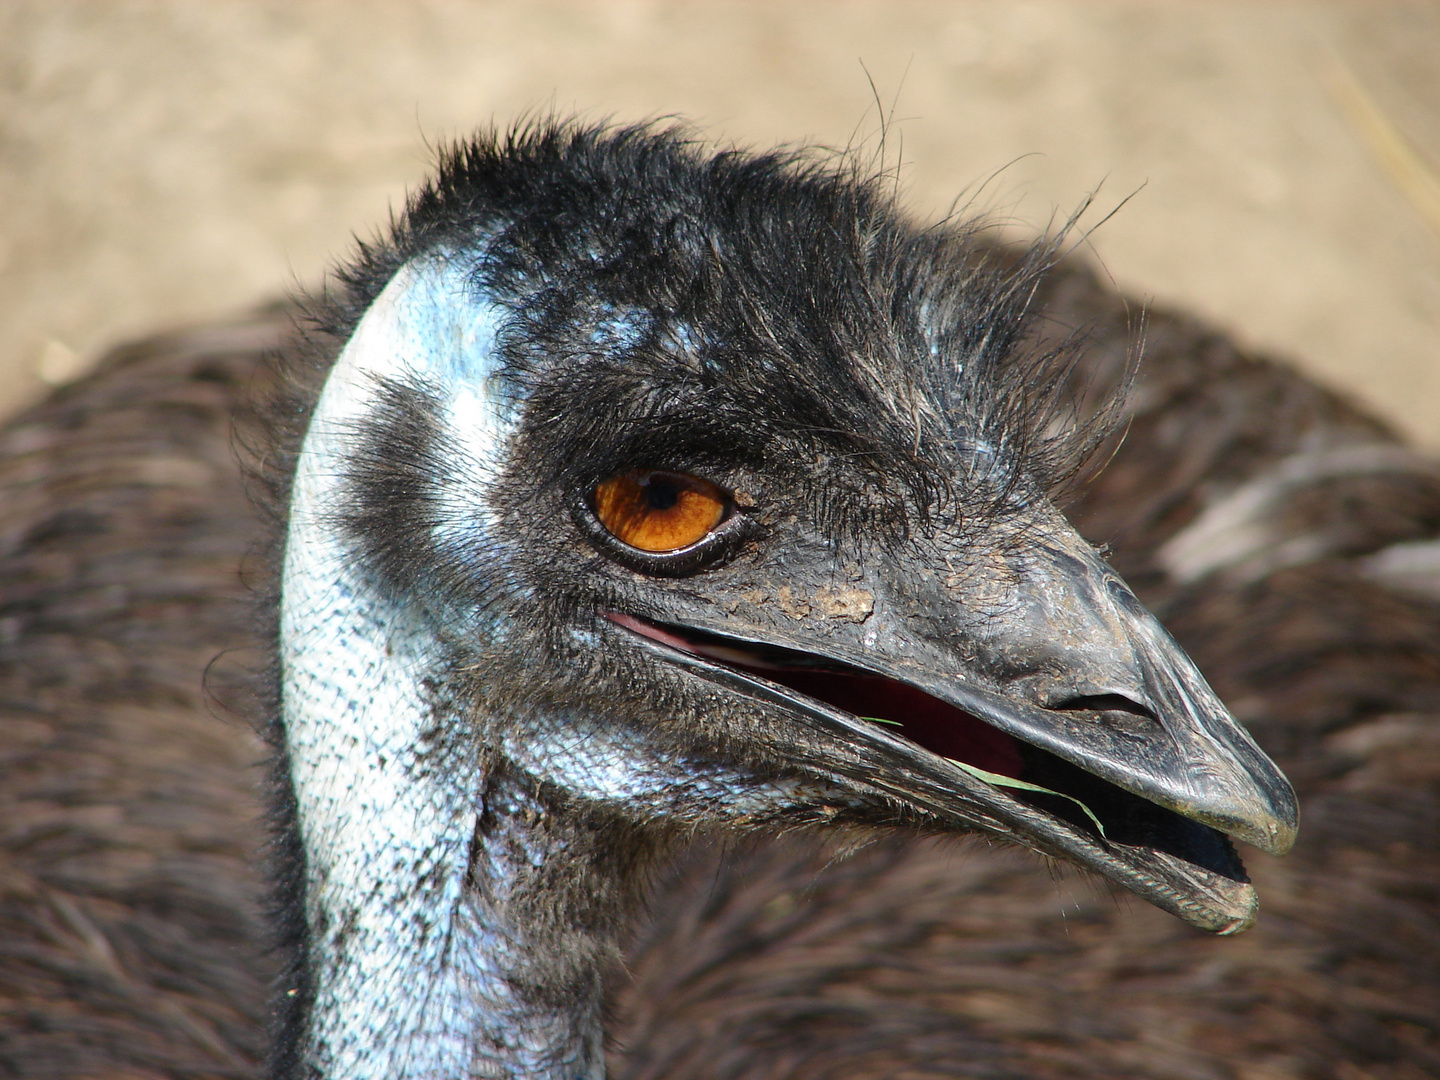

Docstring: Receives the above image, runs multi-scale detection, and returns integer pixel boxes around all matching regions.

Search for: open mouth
[607,611,1249,895]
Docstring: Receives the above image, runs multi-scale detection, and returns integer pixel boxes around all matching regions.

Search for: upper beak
[611,513,1297,935]
[888,522,1298,859]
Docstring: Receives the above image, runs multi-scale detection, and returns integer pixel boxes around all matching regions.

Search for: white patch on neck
[282,256,583,1077]
[506,726,811,817]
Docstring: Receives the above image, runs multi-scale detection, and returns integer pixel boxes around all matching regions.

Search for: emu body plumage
[1,122,1437,1078]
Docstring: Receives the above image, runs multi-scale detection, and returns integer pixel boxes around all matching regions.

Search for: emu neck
[277,257,608,1077]
[280,493,609,1079]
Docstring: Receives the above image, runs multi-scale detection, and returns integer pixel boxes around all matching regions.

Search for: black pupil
[642,476,680,511]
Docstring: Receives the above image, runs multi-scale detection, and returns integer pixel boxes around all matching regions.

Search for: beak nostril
[1052,693,1159,725]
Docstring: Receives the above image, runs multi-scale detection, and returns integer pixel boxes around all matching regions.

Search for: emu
[1,121,1437,1079]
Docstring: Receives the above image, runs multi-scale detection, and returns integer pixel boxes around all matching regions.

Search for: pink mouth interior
[608,612,1025,779]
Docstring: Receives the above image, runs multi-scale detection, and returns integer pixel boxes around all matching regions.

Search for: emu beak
[612,513,1297,934]
[898,522,1299,859]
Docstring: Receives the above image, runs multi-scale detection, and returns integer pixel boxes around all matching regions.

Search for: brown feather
[1,257,1436,1078]
[0,313,286,1079]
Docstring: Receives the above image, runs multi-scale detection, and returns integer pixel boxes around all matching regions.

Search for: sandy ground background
[3,2,1439,443]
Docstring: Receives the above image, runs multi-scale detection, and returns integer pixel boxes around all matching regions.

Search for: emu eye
[594,470,727,552]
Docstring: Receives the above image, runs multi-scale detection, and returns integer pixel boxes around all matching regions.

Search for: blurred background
[3,2,1438,442]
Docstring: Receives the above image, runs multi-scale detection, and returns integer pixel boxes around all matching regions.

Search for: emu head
[276,122,1296,1077]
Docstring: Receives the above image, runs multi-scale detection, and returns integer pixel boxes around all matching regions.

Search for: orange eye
[594,470,728,552]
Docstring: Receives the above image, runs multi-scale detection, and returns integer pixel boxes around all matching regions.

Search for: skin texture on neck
[279,258,604,1078]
